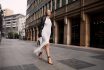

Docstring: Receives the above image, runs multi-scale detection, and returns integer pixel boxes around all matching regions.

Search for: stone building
[3,14,25,37]
[26,0,104,49]
[0,4,3,38]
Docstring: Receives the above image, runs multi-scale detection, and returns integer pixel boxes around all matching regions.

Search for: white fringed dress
[34,16,52,54]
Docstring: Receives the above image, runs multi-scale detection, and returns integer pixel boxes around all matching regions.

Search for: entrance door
[90,14,104,48]
[71,17,80,46]
[57,20,64,44]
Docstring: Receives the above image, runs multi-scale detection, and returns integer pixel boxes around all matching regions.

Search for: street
[0,38,104,70]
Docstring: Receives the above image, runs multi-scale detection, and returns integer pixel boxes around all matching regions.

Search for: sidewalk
[0,39,104,70]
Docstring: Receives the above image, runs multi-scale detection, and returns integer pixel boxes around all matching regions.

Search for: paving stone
[91,55,104,60]
[0,39,104,70]
[51,44,104,54]
[58,58,96,69]
[0,64,39,70]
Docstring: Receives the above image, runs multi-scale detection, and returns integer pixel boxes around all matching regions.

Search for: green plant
[14,33,19,39]
[8,32,19,39]
[8,32,14,39]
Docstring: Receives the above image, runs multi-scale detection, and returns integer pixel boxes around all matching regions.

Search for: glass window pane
[52,0,55,11]
[62,0,66,6]
[68,0,77,3]
[56,0,60,9]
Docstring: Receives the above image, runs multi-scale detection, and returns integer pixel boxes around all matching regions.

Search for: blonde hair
[45,9,51,16]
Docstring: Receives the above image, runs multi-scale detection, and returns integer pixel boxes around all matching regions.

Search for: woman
[34,9,53,65]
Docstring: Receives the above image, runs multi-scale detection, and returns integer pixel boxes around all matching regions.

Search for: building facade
[3,14,25,38]
[26,0,104,49]
[0,4,3,41]
[19,18,26,40]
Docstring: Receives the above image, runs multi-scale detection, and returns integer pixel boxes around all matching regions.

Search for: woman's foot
[47,56,53,65]
[38,52,42,59]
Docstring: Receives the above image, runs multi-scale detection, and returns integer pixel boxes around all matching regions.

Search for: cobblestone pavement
[0,38,104,70]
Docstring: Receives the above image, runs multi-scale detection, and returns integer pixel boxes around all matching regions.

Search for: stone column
[64,16,72,45]
[35,28,37,41]
[25,29,26,40]
[33,28,35,41]
[54,20,58,44]
[36,27,38,41]
[30,28,33,41]
[27,29,29,40]
[29,29,31,40]
[35,27,37,41]
[28,29,30,40]
[32,28,34,41]
[80,11,90,47]
[85,14,90,47]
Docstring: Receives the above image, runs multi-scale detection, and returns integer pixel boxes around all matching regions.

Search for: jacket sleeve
[38,16,46,37]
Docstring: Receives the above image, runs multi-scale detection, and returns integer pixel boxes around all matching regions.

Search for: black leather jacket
[38,16,46,37]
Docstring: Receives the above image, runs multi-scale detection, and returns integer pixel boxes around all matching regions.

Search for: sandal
[47,56,53,65]
[38,52,42,59]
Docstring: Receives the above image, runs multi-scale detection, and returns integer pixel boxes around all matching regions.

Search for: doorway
[90,13,104,48]
[71,16,80,46]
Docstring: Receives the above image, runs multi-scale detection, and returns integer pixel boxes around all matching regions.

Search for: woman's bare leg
[44,43,53,64]
[38,45,46,59]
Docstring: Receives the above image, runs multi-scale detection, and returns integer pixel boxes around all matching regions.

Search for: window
[13,27,16,28]
[52,0,55,11]
[39,0,42,3]
[56,0,60,9]
[35,13,36,20]
[36,12,38,19]
[37,11,38,19]
[39,9,40,18]
[35,0,38,6]
[7,22,11,24]
[32,15,34,22]
[34,13,36,20]
[68,0,77,3]
[34,1,36,8]
[62,0,66,6]
[12,22,16,23]
[37,0,39,5]
[40,8,42,17]
[32,3,34,9]
[38,10,40,19]
[46,1,51,10]
[49,1,51,10]
[47,3,49,9]
[38,10,40,18]
[39,9,41,18]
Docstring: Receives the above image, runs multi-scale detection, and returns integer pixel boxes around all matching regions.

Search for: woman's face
[47,10,51,16]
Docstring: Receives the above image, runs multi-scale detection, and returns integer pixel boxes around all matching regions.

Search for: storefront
[90,13,104,48]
